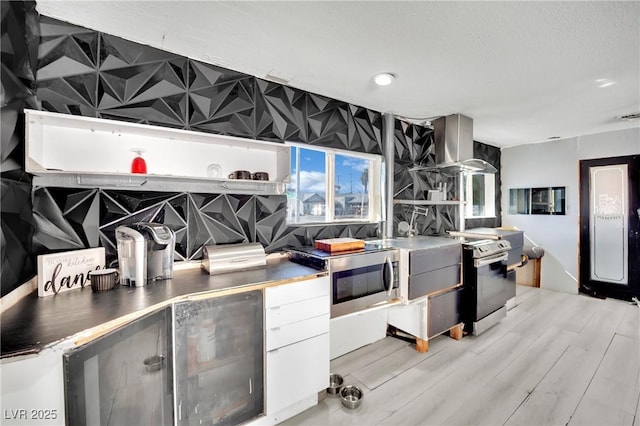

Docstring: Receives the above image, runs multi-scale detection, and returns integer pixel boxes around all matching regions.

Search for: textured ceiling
[36,1,640,147]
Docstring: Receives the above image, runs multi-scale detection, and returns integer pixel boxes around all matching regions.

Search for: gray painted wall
[501,127,640,293]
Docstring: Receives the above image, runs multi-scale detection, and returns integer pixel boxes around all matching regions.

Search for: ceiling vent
[617,113,640,121]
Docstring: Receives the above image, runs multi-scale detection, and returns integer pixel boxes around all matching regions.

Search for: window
[286,143,382,224]
[509,188,530,214]
[465,172,496,218]
[509,187,566,215]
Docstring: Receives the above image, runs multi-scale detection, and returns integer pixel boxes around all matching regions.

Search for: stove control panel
[464,239,512,258]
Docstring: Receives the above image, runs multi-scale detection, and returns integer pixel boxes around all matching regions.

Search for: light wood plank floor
[282,286,640,426]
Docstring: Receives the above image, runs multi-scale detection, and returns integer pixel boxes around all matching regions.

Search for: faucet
[398,206,430,237]
[409,206,429,236]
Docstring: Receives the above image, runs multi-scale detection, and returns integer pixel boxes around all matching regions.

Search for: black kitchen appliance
[461,239,515,335]
[288,244,399,318]
[450,227,524,267]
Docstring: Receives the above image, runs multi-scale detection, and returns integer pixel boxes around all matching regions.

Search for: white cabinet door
[266,314,329,351]
[264,276,329,308]
[265,295,329,329]
[329,308,388,359]
[266,333,329,415]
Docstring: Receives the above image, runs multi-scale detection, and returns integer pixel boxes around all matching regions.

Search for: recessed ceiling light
[595,78,616,88]
[373,73,396,86]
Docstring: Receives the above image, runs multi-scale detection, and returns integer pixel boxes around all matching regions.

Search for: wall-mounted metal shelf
[393,199,463,206]
[31,172,286,194]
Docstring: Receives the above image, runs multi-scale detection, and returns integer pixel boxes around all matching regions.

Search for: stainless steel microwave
[288,247,400,318]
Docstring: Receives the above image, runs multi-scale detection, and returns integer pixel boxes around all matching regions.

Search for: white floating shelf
[25,110,290,194]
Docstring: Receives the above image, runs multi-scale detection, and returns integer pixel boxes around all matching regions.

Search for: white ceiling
[36,1,640,148]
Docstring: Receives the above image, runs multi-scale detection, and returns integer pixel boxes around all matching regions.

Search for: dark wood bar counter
[1,259,325,358]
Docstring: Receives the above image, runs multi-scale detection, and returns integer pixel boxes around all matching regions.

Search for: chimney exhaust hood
[409,114,496,174]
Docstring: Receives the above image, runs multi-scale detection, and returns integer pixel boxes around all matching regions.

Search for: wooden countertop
[0,259,325,358]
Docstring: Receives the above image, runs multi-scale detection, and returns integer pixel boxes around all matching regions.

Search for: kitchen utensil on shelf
[87,268,119,292]
[228,170,251,180]
[327,373,344,395]
[252,171,269,181]
[143,354,165,372]
[144,324,166,372]
[130,148,147,174]
[339,385,363,409]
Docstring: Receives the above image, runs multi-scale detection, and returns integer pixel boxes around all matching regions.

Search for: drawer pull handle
[271,327,280,332]
[270,306,280,310]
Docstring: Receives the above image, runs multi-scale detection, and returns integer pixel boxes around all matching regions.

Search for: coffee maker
[116,222,175,287]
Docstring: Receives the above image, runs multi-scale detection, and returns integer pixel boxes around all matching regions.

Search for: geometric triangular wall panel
[4,7,497,296]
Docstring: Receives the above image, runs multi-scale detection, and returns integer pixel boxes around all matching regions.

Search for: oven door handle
[473,252,508,268]
[385,256,394,296]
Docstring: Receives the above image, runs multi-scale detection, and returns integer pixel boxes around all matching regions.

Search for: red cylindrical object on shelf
[131,155,147,174]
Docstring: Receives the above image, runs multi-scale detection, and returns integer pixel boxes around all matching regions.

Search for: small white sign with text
[37,248,106,297]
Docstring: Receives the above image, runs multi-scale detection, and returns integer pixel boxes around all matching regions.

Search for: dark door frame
[579,155,640,301]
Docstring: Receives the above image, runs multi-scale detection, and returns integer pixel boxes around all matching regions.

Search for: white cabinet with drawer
[263,276,330,424]
[264,276,329,307]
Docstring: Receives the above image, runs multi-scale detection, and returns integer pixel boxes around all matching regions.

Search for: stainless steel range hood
[410,114,496,174]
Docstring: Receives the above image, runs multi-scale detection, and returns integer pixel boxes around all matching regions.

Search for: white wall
[501,127,640,293]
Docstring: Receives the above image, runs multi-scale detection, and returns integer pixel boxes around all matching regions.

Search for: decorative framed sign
[37,248,106,297]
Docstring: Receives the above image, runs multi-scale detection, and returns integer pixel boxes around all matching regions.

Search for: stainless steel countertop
[368,235,462,251]
[1,257,325,358]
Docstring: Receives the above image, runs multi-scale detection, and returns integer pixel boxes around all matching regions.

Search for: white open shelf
[25,110,290,194]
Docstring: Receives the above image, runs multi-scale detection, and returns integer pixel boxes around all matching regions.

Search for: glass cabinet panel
[509,187,565,215]
[531,187,551,214]
[64,307,173,426]
[551,186,566,215]
[174,291,263,425]
[509,188,530,214]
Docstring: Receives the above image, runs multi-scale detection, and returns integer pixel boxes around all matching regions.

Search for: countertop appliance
[461,239,514,335]
[116,222,175,287]
[201,242,266,275]
[288,244,399,318]
[367,236,462,303]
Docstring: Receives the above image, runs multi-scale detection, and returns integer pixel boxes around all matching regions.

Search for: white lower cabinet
[266,312,328,351]
[330,308,388,359]
[266,333,329,416]
[259,276,330,425]
[387,297,429,340]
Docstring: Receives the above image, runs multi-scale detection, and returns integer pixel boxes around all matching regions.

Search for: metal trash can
[517,246,545,287]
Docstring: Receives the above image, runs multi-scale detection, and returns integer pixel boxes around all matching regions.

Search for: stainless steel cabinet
[63,307,173,426]
[428,287,463,337]
[173,291,264,426]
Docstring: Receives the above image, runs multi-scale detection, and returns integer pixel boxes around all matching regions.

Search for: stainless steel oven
[288,246,399,318]
[461,239,515,335]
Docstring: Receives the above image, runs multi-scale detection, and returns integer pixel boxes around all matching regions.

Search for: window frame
[464,171,496,219]
[285,142,383,225]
